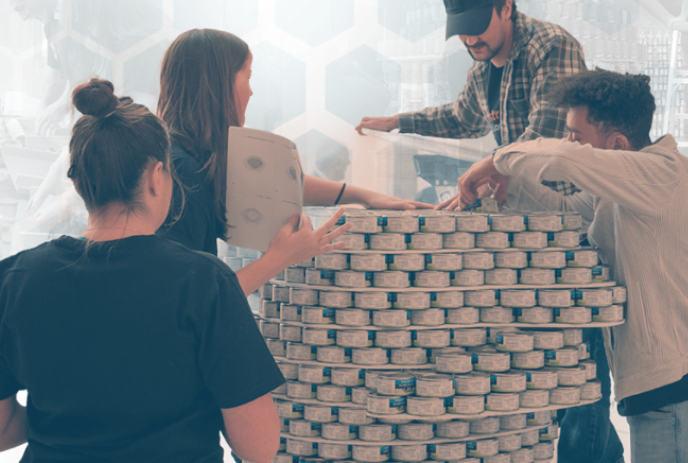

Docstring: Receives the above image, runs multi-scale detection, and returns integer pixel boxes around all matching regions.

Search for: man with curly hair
[458,68,688,463]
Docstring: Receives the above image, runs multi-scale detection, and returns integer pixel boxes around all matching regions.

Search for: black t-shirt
[157,145,223,255]
[487,62,504,147]
[617,373,688,416]
[0,235,285,463]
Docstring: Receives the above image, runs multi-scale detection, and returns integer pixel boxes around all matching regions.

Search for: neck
[491,19,514,68]
[82,208,157,242]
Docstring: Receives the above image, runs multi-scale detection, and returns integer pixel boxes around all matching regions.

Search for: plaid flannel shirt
[397,12,587,196]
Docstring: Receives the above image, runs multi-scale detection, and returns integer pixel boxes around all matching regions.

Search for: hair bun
[72,78,119,117]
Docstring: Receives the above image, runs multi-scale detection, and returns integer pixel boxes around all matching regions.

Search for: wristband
[334,183,346,206]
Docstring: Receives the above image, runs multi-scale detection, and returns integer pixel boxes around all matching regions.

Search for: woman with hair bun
[0,79,285,463]
[157,28,430,295]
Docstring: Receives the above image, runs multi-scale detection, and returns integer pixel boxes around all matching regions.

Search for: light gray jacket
[494,135,688,401]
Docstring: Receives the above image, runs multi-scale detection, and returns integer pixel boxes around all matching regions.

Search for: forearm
[235,254,285,297]
[0,396,27,452]
[303,175,345,206]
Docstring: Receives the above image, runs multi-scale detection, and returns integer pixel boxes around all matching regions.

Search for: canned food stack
[262,209,626,463]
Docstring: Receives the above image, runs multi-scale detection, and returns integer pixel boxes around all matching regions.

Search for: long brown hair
[158,29,249,238]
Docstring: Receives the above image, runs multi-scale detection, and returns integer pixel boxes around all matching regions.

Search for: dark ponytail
[68,78,171,212]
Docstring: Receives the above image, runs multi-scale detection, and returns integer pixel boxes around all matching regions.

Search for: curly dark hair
[548,68,655,150]
[494,0,518,20]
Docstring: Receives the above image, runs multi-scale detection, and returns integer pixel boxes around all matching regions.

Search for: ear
[503,0,513,17]
[607,133,632,151]
[147,161,166,197]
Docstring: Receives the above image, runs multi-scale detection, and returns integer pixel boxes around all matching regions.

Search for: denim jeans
[557,328,625,463]
[627,400,688,463]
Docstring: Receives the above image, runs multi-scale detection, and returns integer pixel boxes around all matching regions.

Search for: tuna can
[519,389,550,408]
[565,250,598,268]
[339,407,375,425]
[274,270,285,281]
[480,307,515,323]
[462,252,495,270]
[485,268,518,285]
[261,321,280,338]
[358,423,396,442]
[486,392,520,411]
[306,269,336,286]
[376,373,416,396]
[581,379,603,400]
[355,292,392,310]
[472,352,511,372]
[318,442,352,460]
[336,309,372,326]
[407,233,443,251]
[428,442,467,461]
[367,393,406,414]
[281,305,303,322]
[526,410,552,426]
[391,347,428,365]
[347,215,382,234]
[432,290,464,308]
[510,447,535,463]
[578,340,591,360]
[260,283,274,300]
[373,309,411,327]
[562,213,582,230]
[336,271,373,288]
[466,439,499,458]
[495,332,534,352]
[419,214,456,233]
[511,350,545,369]
[415,374,455,397]
[470,417,501,434]
[529,251,566,269]
[286,439,317,456]
[498,433,522,452]
[414,329,451,348]
[285,268,306,284]
[563,328,583,346]
[391,444,427,462]
[538,289,574,307]
[592,305,624,322]
[425,253,462,271]
[411,308,446,326]
[534,442,555,460]
[375,330,412,348]
[554,307,592,324]
[455,372,491,395]
[352,348,389,365]
[500,413,527,430]
[261,301,280,319]
[515,307,553,324]
[276,400,304,419]
[550,365,587,386]
[545,348,579,367]
[290,419,322,437]
[548,231,579,248]
[436,352,473,374]
[373,271,411,288]
[494,251,529,269]
[349,254,387,272]
[331,368,365,387]
[446,394,485,414]
[611,286,627,304]
[387,254,425,272]
[278,362,299,380]
[445,307,480,324]
[318,346,352,363]
[452,328,487,347]
[316,253,350,270]
[302,307,335,324]
[550,386,581,405]
[303,328,337,346]
[304,404,339,423]
[267,339,287,357]
[489,214,526,232]
[483,453,511,463]
[456,213,490,233]
[287,343,317,360]
[273,383,287,395]
[556,268,592,285]
[519,268,555,285]
[443,232,476,249]
[476,232,511,249]
[337,330,374,348]
[384,213,420,233]
[319,291,354,308]
[352,444,391,462]
[273,286,291,302]
[352,387,370,405]
[500,289,537,307]
[279,418,290,432]
[527,214,563,232]
[280,325,302,342]
[369,234,406,252]
[436,420,470,438]
[288,381,317,399]
[539,424,560,442]
[521,428,540,446]
[299,365,332,384]
[413,271,450,288]
[398,423,435,440]
[393,292,431,310]
[296,258,315,270]
[491,371,527,392]
[576,288,612,307]
[465,289,499,307]
[321,422,358,441]
[581,359,597,380]
[512,232,548,249]
[429,346,465,362]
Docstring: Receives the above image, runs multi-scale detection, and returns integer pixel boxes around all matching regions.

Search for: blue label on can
[344,348,352,357]
[490,375,498,385]
[409,272,416,283]
[566,251,575,260]
[312,422,322,431]
[572,290,581,300]
[496,335,505,345]
[380,446,391,456]
[358,369,366,379]
[406,311,412,320]
[513,308,522,317]
[419,217,426,226]
[331,407,339,415]
[471,354,479,364]
[345,387,352,395]
[395,378,416,389]
[386,255,395,264]
[336,216,346,225]
[544,350,556,360]
[364,272,374,282]
[323,367,332,377]
[526,373,532,382]
[443,397,454,407]
[524,216,529,225]
[554,308,561,318]
[431,292,437,301]
[388,293,396,302]
[391,425,398,433]
[349,425,358,433]
[293,404,304,412]
[555,269,563,278]
[592,307,600,316]
[364,234,371,244]
[428,444,437,452]
[323,308,335,318]
[310,346,318,355]
[378,217,387,227]
[526,412,534,419]
[592,266,603,276]
[405,234,412,244]
[389,397,407,410]
[425,254,433,264]
[449,271,456,279]
[508,232,515,242]
[327,330,337,339]
[311,384,318,392]
[495,289,501,300]
[467,441,477,451]
[548,232,555,241]
[411,331,418,341]
[321,270,335,279]
[368,331,376,341]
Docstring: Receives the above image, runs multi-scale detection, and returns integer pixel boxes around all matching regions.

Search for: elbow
[232,427,280,463]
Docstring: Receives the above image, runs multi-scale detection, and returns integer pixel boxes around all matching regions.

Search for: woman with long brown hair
[157,28,429,295]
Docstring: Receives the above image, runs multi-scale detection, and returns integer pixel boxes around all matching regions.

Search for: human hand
[457,156,510,205]
[265,208,352,269]
[37,99,69,136]
[359,190,434,211]
[355,116,398,135]
[436,183,493,211]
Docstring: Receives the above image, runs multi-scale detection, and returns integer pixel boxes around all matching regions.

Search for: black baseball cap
[444,0,496,39]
